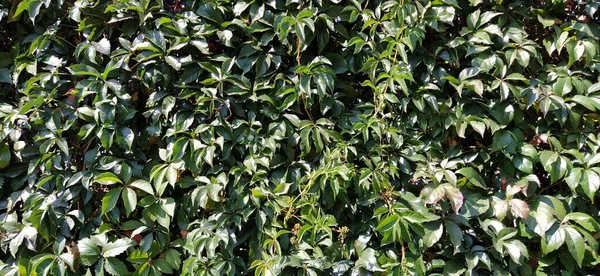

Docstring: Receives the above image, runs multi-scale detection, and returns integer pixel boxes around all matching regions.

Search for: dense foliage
[0,0,600,274]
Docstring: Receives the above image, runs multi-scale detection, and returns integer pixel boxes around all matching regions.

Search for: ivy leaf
[102,239,133,258]
[542,225,565,255]
[129,179,154,195]
[122,187,137,216]
[492,130,514,152]
[0,143,10,169]
[540,151,568,183]
[504,239,528,264]
[101,188,122,215]
[443,184,464,214]
[0,68,11,84]
[582,170,600,201]
[460,193,490,218]
[105,258,129,275]
[422,221,443,248]
[92,38,111,55]
[563,212,600,232]
[509,198,529,219]
[456,167,486,189]
[94,172,123,185]
[355,248,384,272]
[564,226,585,267]
[445,220,463,253]
[376,214,399,233]
[78,238,101,266]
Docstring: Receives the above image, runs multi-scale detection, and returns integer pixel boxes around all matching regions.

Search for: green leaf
[456,167,486,189]
[571,95,595,111]
[122,188,137,216]
[565,167,583,191]
[515,49,530,67]
[153,259,174,274]
[445,221,463,253]
[119,127,134,150]
[564,226,585,267]
[567,40,585,67]
[542,225,565,255]
[93,38,111,55]
[165,249,182,269]
[504,239,528,264]
[160,197,176,217]
[376,214,399,233]
[102,239,133,258]
[460,193,490,218]
[540,151,567,183]
[563,212,600,232]
[514,156,534,173]
[537,15,555,28]
[101,188,122,215]
[0,68,12,83]
[492,130,514,152]
[166,165,178,186]
[69,64,102,78]
[582,170,600,201]
[356,248,383,272]
[129,179,154,195]
[94,172,123,185]
[105,258,128,275]
[422,221,443,248]
[78,238,101,266]
[519,144,538,158]
[145,30,166,52]
[207,184,222,202]
[469,120,486,137]
[197,4,224,24]
[0,143,10,169]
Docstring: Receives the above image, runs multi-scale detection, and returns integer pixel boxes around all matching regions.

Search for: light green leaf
[129,179,154,195]
[504,239,528,264]
[122,188,137,216]
[101,188,122,215]
[564,226,585,267]
[94,172,123,185]
[160,197,176,217]
[542,225,565,255]
[457,167,486,189]
[376,214,399,233]
[102,239,133,258]
[78,238,101,266]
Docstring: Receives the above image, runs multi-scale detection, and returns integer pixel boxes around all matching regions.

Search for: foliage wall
[0,0,600,275]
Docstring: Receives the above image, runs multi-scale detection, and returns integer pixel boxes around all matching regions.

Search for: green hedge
[0,0,600,275]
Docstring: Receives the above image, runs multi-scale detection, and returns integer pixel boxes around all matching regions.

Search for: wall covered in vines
[0,0,600,275]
